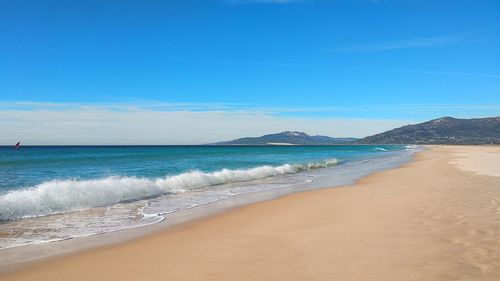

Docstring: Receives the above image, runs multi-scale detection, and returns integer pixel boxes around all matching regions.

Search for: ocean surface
[0,145,416,249]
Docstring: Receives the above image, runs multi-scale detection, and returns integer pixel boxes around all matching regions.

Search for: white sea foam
[405,145,418,150]
[374,147,388,152]
[0,159,338,221]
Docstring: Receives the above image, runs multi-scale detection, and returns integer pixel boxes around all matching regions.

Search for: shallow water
[0,145,415,249]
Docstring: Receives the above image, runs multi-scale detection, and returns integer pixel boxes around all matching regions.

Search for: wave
[374,147,388,152]
[0,159,338,221]
[405,145,418,150]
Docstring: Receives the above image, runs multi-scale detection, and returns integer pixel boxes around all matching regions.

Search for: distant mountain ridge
[357,116,500,145]
[212,116,500,146]
[212,131,358,145]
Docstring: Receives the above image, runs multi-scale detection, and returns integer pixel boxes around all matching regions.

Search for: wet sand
[1,146,499,281]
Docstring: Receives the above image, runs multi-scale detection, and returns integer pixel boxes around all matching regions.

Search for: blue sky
[0,0,499,144]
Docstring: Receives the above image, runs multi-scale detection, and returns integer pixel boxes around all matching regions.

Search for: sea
[0,145,418,249]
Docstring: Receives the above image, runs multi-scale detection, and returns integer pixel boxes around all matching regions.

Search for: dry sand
[1,146,499,281]
[448,146,500,177]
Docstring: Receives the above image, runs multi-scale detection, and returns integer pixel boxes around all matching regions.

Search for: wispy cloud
[380,69,500,79]
[0,102,409,145]
[329,34,464,53]
[2,101,499,144]
[3,101,500,115]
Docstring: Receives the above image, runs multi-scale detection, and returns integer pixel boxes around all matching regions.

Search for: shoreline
[0,148,415,272]
[0,147,500,280]
[0,148,414,272]
[0,146,411,251]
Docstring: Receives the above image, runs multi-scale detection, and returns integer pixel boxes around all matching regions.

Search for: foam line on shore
[0,159,339,221]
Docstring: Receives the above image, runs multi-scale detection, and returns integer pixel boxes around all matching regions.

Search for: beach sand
[1,146,499,281]
[449,146,500,177]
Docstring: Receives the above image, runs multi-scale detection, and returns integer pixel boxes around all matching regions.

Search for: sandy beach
[1,145,499,281]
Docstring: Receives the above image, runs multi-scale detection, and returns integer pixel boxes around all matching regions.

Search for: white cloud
[0,104,409,145]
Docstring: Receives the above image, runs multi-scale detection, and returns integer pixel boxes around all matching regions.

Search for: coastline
[2,145,499,280]
[0,147,414,271]
[0,145,410,251]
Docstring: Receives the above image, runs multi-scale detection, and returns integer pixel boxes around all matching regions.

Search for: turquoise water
[1,145,400,193]
[0,145,410,249]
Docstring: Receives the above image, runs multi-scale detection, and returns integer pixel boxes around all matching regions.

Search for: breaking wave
[0,159,338,221]
[405,145,418,150]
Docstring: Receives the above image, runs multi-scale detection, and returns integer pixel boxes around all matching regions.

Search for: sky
[0,0,499,144]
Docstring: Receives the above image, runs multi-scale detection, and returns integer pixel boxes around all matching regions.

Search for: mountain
[212,131,358,145]
[357,116,500,145]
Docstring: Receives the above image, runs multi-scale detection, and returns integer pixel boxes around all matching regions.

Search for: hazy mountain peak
[280,131,309,137]
[211,131,357,145]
